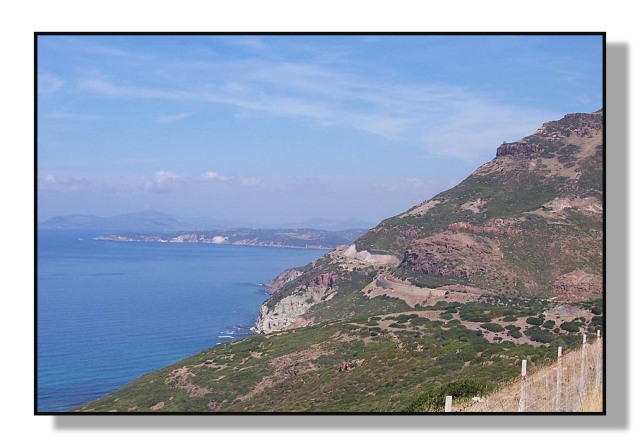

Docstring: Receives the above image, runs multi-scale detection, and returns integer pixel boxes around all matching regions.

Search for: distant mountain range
[39,210,204,232]
[39,210,375,233]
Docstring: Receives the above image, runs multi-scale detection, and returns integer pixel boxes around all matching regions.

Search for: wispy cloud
[43,112,109,121]
[157,112,191,124]
[38,74,64,94]
[75,55,555,162]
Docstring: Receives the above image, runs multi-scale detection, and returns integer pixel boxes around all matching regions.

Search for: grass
[461,338,603,412]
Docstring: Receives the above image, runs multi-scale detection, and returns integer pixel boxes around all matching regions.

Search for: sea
[36,229,327,412]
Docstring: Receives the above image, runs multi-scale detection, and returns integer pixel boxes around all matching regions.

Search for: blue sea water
[37,229,327,412]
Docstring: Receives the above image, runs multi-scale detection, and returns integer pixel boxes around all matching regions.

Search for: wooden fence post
[518,359,527,412]
[444,395,452,413]
[555,346,563,412]
[579,334,587,406]
[595,330,602,392]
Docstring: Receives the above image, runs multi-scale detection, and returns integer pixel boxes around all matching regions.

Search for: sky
[37,34,603,228]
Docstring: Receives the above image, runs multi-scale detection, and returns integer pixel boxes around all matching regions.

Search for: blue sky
[37,34,603,227]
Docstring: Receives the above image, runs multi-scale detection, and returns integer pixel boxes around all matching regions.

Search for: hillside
[255,110,603,333]
[75,110,603,413]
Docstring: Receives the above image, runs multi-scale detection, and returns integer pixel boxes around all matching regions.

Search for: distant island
[94,228,368,250]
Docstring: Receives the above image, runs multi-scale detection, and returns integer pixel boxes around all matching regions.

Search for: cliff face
[259,110,603,332]
[496,141,544,157]
[254,271,337,334]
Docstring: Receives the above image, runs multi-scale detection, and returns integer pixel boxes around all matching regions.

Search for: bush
[439,312,453,320]
[481,323,505,333]
[526,316,544,326]
[502,315,517,322]
[591,305,603,315]
[560,321,582,333]
[507,328,522,338]
[444,319,462,327]
[524,326,555,343]
[542,320,556,329]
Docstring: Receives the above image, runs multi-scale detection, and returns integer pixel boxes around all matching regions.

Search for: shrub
[439,312,453,320]
[502,315,517,322]
[560,321,582,333]
[591,305,603,315]
[526,316,544,326]
[524,326,555,343]
[542,320,556,329]
[444,319,462,327]
[507,328,522,339]
[481,323,505,333]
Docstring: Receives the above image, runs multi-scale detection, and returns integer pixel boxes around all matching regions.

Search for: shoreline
[93,236,334,251]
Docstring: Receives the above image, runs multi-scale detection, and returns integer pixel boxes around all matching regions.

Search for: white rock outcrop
[342,244,399,266]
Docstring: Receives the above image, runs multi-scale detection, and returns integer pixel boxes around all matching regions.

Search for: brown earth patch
[150,402,165,411]
[234,344,334,402]
[401,199,444,217]
[165,366,212,398]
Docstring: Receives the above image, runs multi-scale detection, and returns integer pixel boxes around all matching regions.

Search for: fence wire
[456,336,603,413]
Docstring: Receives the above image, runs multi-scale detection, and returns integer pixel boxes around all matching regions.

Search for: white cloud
[198,171,261,187]
[38,173,85,192]
[199,171,219,181]
[143,170,183,192]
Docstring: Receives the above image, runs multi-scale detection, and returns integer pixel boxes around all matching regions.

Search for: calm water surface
[37,229,326,412]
